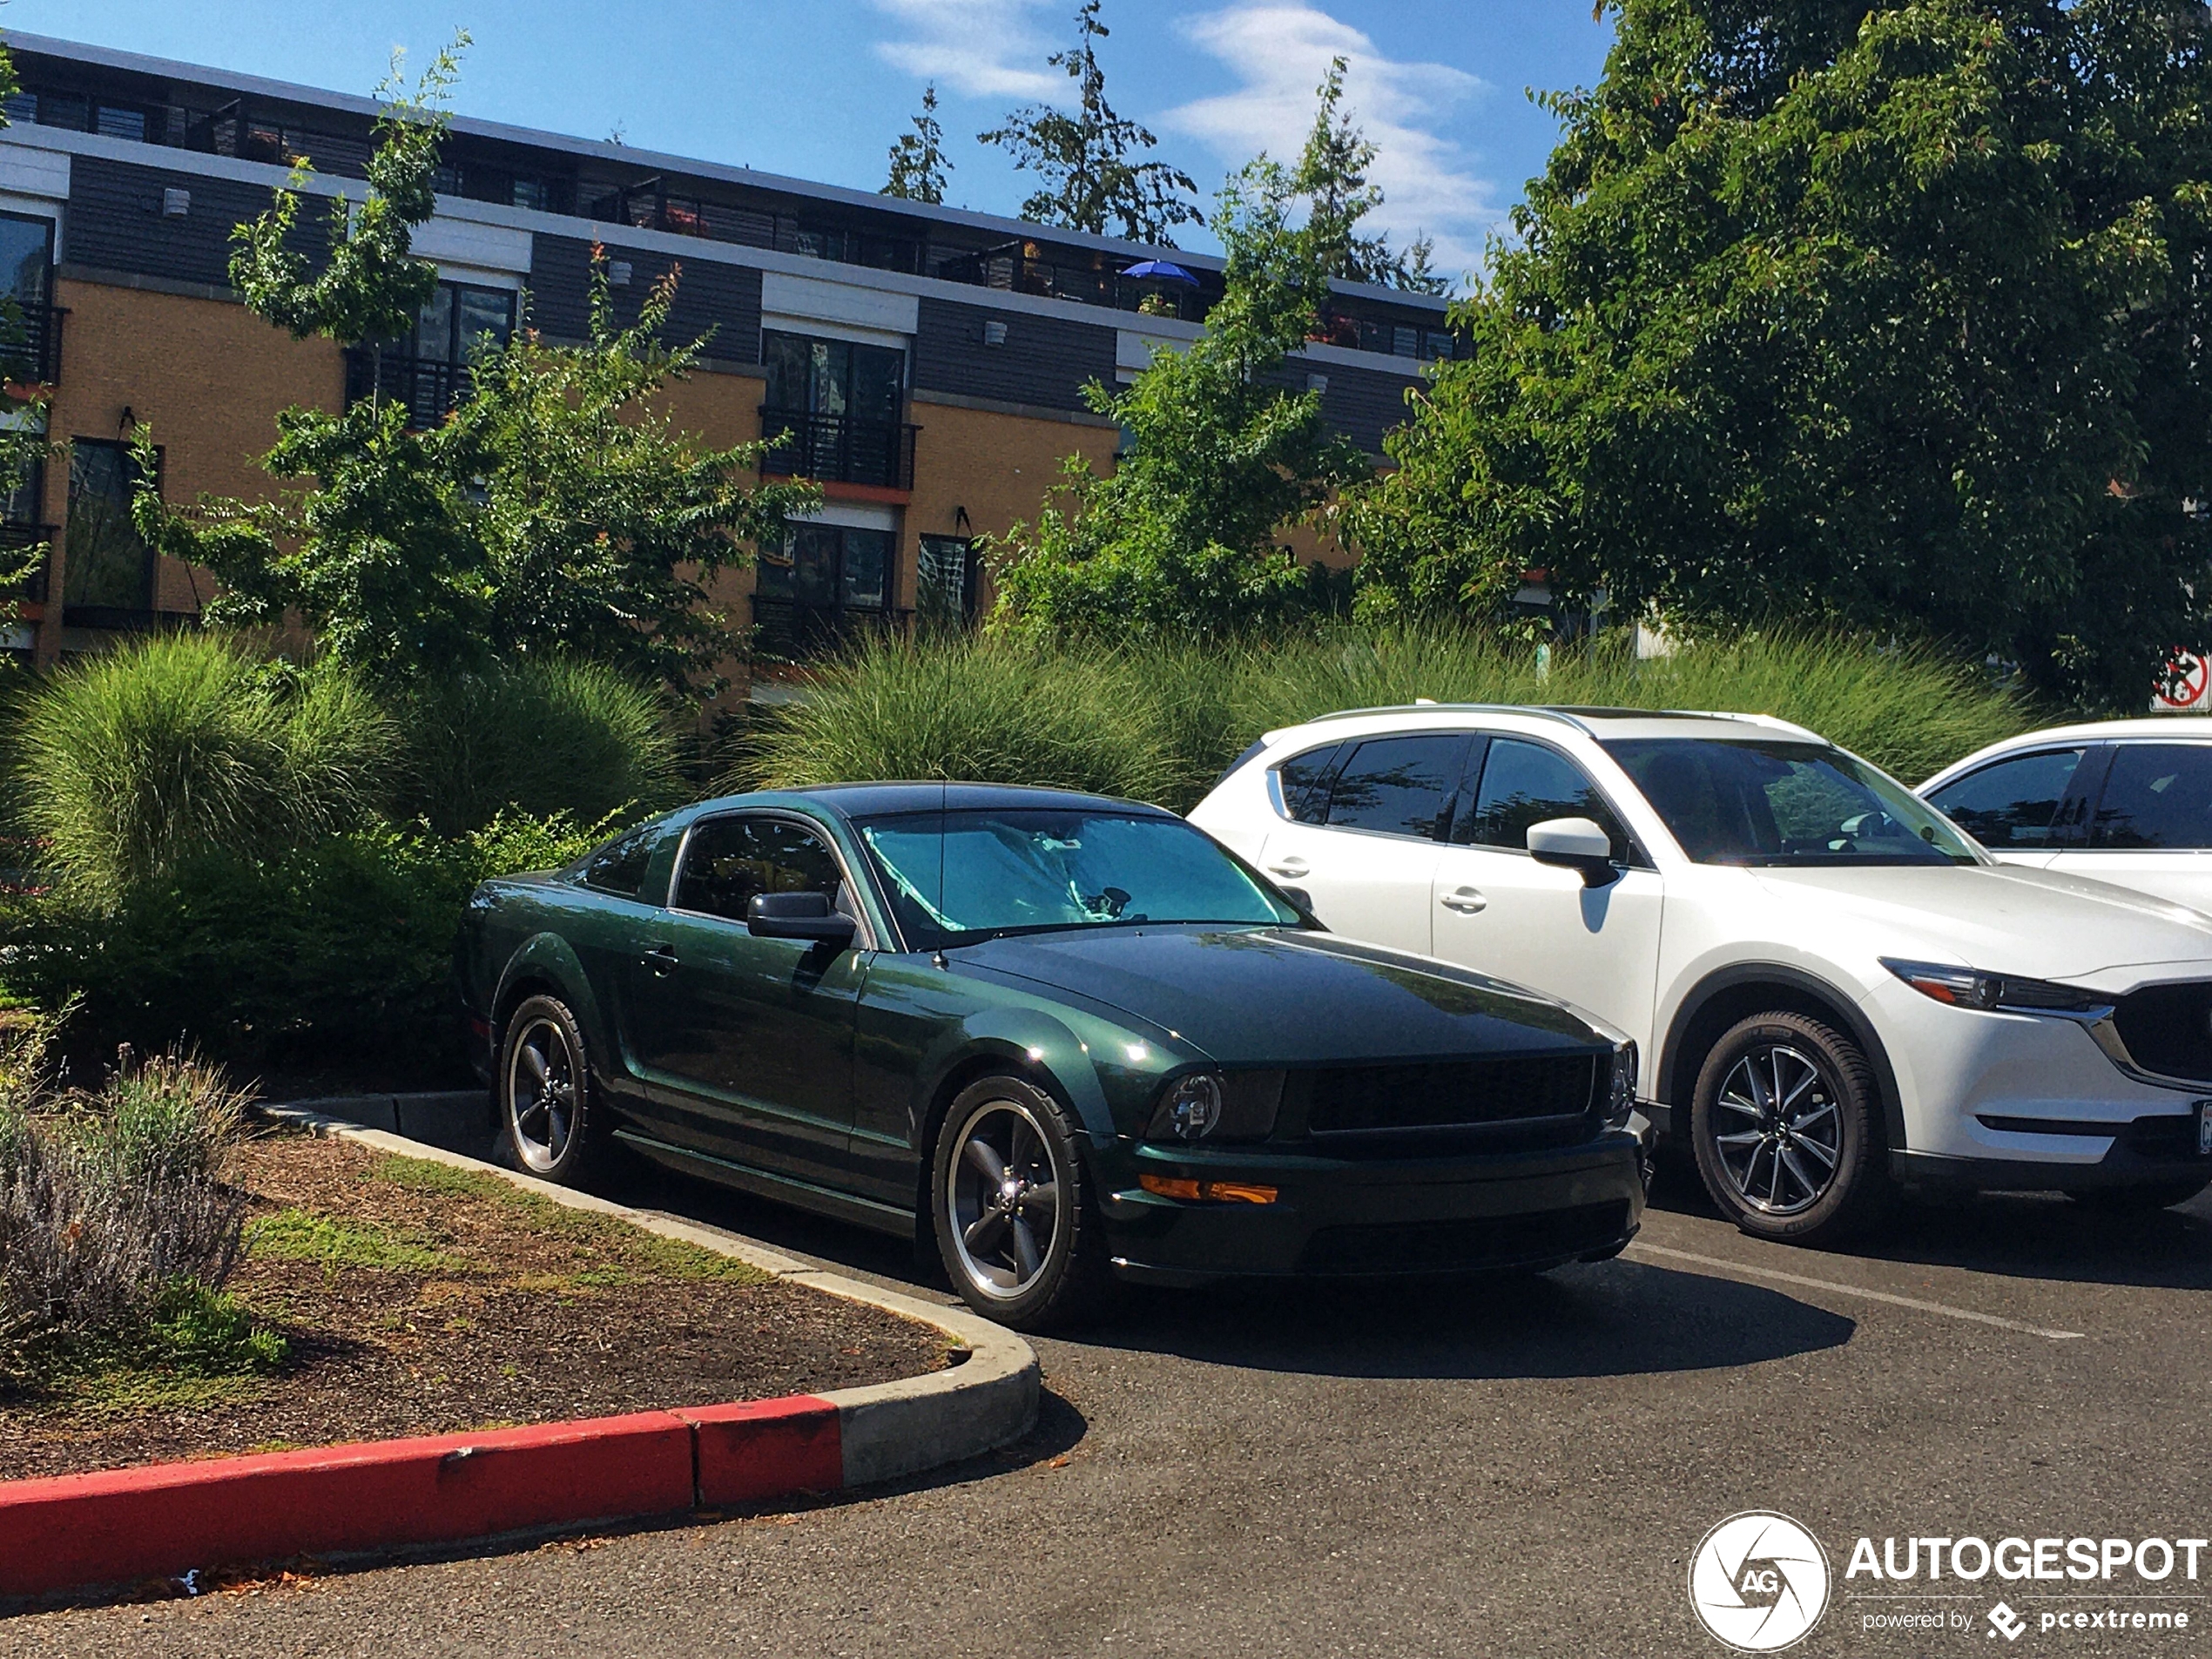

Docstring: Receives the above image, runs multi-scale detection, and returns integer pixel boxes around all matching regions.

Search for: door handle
[644,943,679,975]
[1440,887,1487,914]
[1267,857,1310,878]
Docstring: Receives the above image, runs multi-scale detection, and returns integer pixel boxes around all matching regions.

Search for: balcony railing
[750,596,912,661]
[344,348,465,428]
[589,182,924,275]
[758,408,918,492]
[0,521,51,603]
[0,301,64,386]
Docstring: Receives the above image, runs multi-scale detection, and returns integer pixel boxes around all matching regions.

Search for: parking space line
[1622,1242,2087,1340]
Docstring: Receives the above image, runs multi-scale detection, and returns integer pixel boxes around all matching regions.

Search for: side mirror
[1527,817,1622,887]
[747,891,858,947]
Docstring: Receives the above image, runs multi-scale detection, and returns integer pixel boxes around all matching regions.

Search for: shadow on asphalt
[1643,1154,2212,1291]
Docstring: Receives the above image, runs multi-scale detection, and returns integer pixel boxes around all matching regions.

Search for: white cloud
[1165,3,1500,283]
[870,0,1066,100]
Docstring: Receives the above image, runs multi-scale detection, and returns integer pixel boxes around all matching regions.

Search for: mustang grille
[1298,1201,1632,1275]
[2111,982,2212,1083]
[1303,1054,1602,1137]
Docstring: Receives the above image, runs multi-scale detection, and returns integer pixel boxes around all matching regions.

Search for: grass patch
[6,1285,287,1412]
[245,1208,470,1274]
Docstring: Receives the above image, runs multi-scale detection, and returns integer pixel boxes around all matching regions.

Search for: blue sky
[3,3,1620,282]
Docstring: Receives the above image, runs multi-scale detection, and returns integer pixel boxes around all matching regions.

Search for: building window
[759,331,913,489]
[64,439,158,616]
[916,535,978,631]
[754,522,900,656]
[411,282,517,365]
[347,282,516,428]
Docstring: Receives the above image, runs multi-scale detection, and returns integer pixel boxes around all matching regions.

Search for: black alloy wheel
[930,1075,1112,1331]
[500,994,598,1185]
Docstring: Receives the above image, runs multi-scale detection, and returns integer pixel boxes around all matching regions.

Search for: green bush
[4,634,391,900]
[736,633,1183,805]
[0,813,600,1074]
[736,624,2032,814]
[393,658,680,836]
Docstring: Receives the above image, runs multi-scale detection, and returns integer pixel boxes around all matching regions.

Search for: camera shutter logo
[1688,1512,1831,1651]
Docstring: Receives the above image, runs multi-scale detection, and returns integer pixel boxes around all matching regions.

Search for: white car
[1922,718,2212,911]
[1191,705,2212,1244]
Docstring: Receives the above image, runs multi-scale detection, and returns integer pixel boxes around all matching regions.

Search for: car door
[1258,732,1472,955]
[620,812,867,1189]
[1921,744,2094,872]
[2046,741,2212,910]
[1428,736,1665,1052]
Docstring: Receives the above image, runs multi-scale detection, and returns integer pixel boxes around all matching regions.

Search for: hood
[1750,863,2212,981]
[948,925,1608,1065]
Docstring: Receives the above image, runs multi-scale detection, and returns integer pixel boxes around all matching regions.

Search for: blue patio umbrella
[1119,260,1198,285]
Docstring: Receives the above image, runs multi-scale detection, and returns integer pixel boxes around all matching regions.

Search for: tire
[497,994,601,1186]
[2067,1180,2210,1214]
[1690,1012,1892,1247]
[930,1075,1114,1332]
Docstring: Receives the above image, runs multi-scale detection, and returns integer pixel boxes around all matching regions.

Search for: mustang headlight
[1880,958,2112,1016]
[1144,1070,1284,1143]
[1607,1040,1638,1126]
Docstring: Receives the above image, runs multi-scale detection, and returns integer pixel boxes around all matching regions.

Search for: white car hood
[1749,863,2212,981]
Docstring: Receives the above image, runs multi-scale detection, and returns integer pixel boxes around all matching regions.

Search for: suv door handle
[1268,857,1310,878]
[644,943,679,975]
[1440,887,1487,914]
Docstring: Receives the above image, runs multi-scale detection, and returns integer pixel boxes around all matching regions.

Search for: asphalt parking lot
[7,1155,2209,1659]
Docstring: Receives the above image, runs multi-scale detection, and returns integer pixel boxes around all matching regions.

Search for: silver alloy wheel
[944,1096,1064,1302]
[1712,1042,1843,1216]
[507,1015,579,1176]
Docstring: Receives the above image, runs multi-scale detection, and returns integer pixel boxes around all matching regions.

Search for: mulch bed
[0,1134,947,1481]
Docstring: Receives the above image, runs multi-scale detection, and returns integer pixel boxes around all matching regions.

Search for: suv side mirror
[1527,818,1622,887]
[747,891,858,947]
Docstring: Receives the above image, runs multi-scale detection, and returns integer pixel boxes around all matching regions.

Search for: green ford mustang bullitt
[456,783,1648,1330]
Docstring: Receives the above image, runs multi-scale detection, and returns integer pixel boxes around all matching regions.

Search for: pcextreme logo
[1689,1511,1833,1652]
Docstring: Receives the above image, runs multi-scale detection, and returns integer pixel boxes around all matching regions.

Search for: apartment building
[0,31,1455,674]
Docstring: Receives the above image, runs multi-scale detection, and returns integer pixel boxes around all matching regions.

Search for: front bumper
[1098,1130,1646,1286]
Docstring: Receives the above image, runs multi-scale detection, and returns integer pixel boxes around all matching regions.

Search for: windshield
[853,808,1299,948]
[1602,738,1979,867]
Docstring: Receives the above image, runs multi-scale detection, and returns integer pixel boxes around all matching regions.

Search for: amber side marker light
[1138,1174,1278,1204]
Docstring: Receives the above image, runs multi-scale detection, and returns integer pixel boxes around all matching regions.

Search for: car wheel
[931,1075,1113,1331]
[499,994,598,1185]
[1690,1012,1891,1246]
[2066,1180,2210,1213]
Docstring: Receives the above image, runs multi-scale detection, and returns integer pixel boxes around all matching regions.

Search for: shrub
[4,634,392,900]
[0,1049,268,1379]
[736,633,1183,805]
[0,813,601,1074]
[393,658,680,836]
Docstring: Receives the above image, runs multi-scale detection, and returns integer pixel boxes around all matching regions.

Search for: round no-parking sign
[2152,650,2210,711]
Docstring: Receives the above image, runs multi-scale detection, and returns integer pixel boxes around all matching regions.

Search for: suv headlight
[1880,958,2113,1016]
[1144,1070,1284,1143]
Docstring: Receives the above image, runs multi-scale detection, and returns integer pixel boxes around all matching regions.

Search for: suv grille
[2111,982,2212,1083]
[1304,1054,1601,1137]
[1298,1200,1632,1274]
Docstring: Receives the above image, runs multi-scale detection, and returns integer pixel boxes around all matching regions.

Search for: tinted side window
[1926,749,2086,849]
[1461,739,1629,859]
[675,817,846,922]
[2092,745,2212,850]
[579,825,660,898]
[1324,735,1470,840]
[1274,742,1344,824]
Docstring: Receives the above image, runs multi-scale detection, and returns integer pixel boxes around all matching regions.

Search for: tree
[989,130,1369,637]
[883,84,951,205]
[980,1,1202,244]
[1298,57,1449,296]
[132,44,816,690]
[1345,0,2212,706]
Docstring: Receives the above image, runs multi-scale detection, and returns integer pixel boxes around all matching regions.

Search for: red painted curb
[681,1395,840,1507]
[0,1394,845,1600]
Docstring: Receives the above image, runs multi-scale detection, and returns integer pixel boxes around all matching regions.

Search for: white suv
[1191,706,2212,1244]
[1922,718,2212,911]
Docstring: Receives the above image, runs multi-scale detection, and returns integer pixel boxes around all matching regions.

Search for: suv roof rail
[1295,703,1599,734]
[1279,702,1828,744]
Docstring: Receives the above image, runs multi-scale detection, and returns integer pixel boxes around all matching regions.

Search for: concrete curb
[0,1103,1038,1602]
